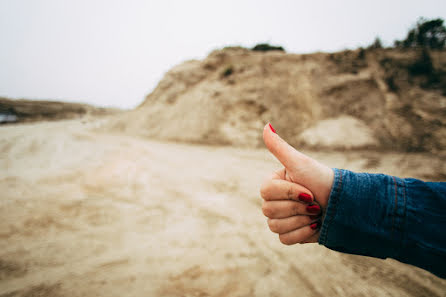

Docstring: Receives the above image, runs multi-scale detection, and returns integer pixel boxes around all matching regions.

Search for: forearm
[319,169,446,278]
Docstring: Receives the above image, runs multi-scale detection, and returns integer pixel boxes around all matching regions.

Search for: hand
[260,123,335,244]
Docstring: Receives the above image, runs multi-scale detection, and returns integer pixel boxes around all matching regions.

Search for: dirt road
[1,119,445,296]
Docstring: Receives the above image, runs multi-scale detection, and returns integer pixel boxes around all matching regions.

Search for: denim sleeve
[318,168,446,278]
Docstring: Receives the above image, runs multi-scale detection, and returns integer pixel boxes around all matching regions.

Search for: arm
[319,169,446,278]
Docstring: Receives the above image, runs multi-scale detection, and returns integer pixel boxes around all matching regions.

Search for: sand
[108,48,446,152]
[1,118,445,297]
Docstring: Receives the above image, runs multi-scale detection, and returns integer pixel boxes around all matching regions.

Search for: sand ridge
[107,48,446,152]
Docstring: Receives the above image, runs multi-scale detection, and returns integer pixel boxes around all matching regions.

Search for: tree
[368,37,383,49]
[396,18,446,49]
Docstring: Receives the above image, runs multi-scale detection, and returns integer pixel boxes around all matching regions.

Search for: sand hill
[108,47,446,152]
[0,97,119,124]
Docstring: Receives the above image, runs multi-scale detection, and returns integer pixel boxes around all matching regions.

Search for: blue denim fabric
[319,168,446,278]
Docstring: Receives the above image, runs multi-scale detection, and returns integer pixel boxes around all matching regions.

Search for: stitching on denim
[322,169,343,244]
[391,176,398,235]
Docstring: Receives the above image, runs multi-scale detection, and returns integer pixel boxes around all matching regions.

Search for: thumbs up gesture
[260,123,335,244]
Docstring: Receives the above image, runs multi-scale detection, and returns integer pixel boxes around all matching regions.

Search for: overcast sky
[1,0,445,109]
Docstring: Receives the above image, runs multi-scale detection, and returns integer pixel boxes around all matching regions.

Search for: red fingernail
[306,205,321,214]
[310,221,320,230]
[268,123,276,134]
[298,193,312,203]
[309,215,319,220]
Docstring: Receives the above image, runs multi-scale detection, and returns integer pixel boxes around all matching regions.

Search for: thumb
[263,123,310,172]
[263,123,334,207]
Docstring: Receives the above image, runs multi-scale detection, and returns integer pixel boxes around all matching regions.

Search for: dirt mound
[107,47,446,151]
[298,116,379,150]
[0,97,120,124]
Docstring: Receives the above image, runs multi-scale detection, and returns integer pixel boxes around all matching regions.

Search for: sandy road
[0,119,445,297]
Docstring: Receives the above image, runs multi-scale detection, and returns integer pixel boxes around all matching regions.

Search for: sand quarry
[1,117,445,297]
[1,48,446,296]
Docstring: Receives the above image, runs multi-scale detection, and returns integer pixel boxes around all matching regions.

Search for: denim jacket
[319,168,446,278]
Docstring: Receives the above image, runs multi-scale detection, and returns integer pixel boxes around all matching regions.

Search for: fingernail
[298,193,312,203]
[268,123,276,134]
[306,205,321,214]
[310,221,321,230]
[309,215,319,220]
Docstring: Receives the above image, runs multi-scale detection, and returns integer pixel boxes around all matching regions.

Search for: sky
[1,0,445,109]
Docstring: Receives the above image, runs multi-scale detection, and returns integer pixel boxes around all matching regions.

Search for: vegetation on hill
[395,18,446,49]
[251,43,285,52]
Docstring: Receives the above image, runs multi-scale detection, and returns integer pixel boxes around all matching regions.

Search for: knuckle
[268,219,279,233]
[287,185,294,200]
[279,234,294,245]
[259,181,271,199]
[292,202,301,215]
[262,203,274,218]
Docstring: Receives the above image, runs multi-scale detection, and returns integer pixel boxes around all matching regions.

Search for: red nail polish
[268,123,276,134]
[306,205,321,214]
[309,215,319,220]
[310,221,320,230]
[298,193,312,203]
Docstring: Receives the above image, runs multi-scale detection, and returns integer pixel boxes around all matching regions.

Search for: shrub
[358,48,366,59]
[409,48,434,76]
[222,45,247,51]
[368,37,383,49]
[385,76,398,92]
[395,18,446,49]
[221,65,234,78]
[251,43,285,52]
